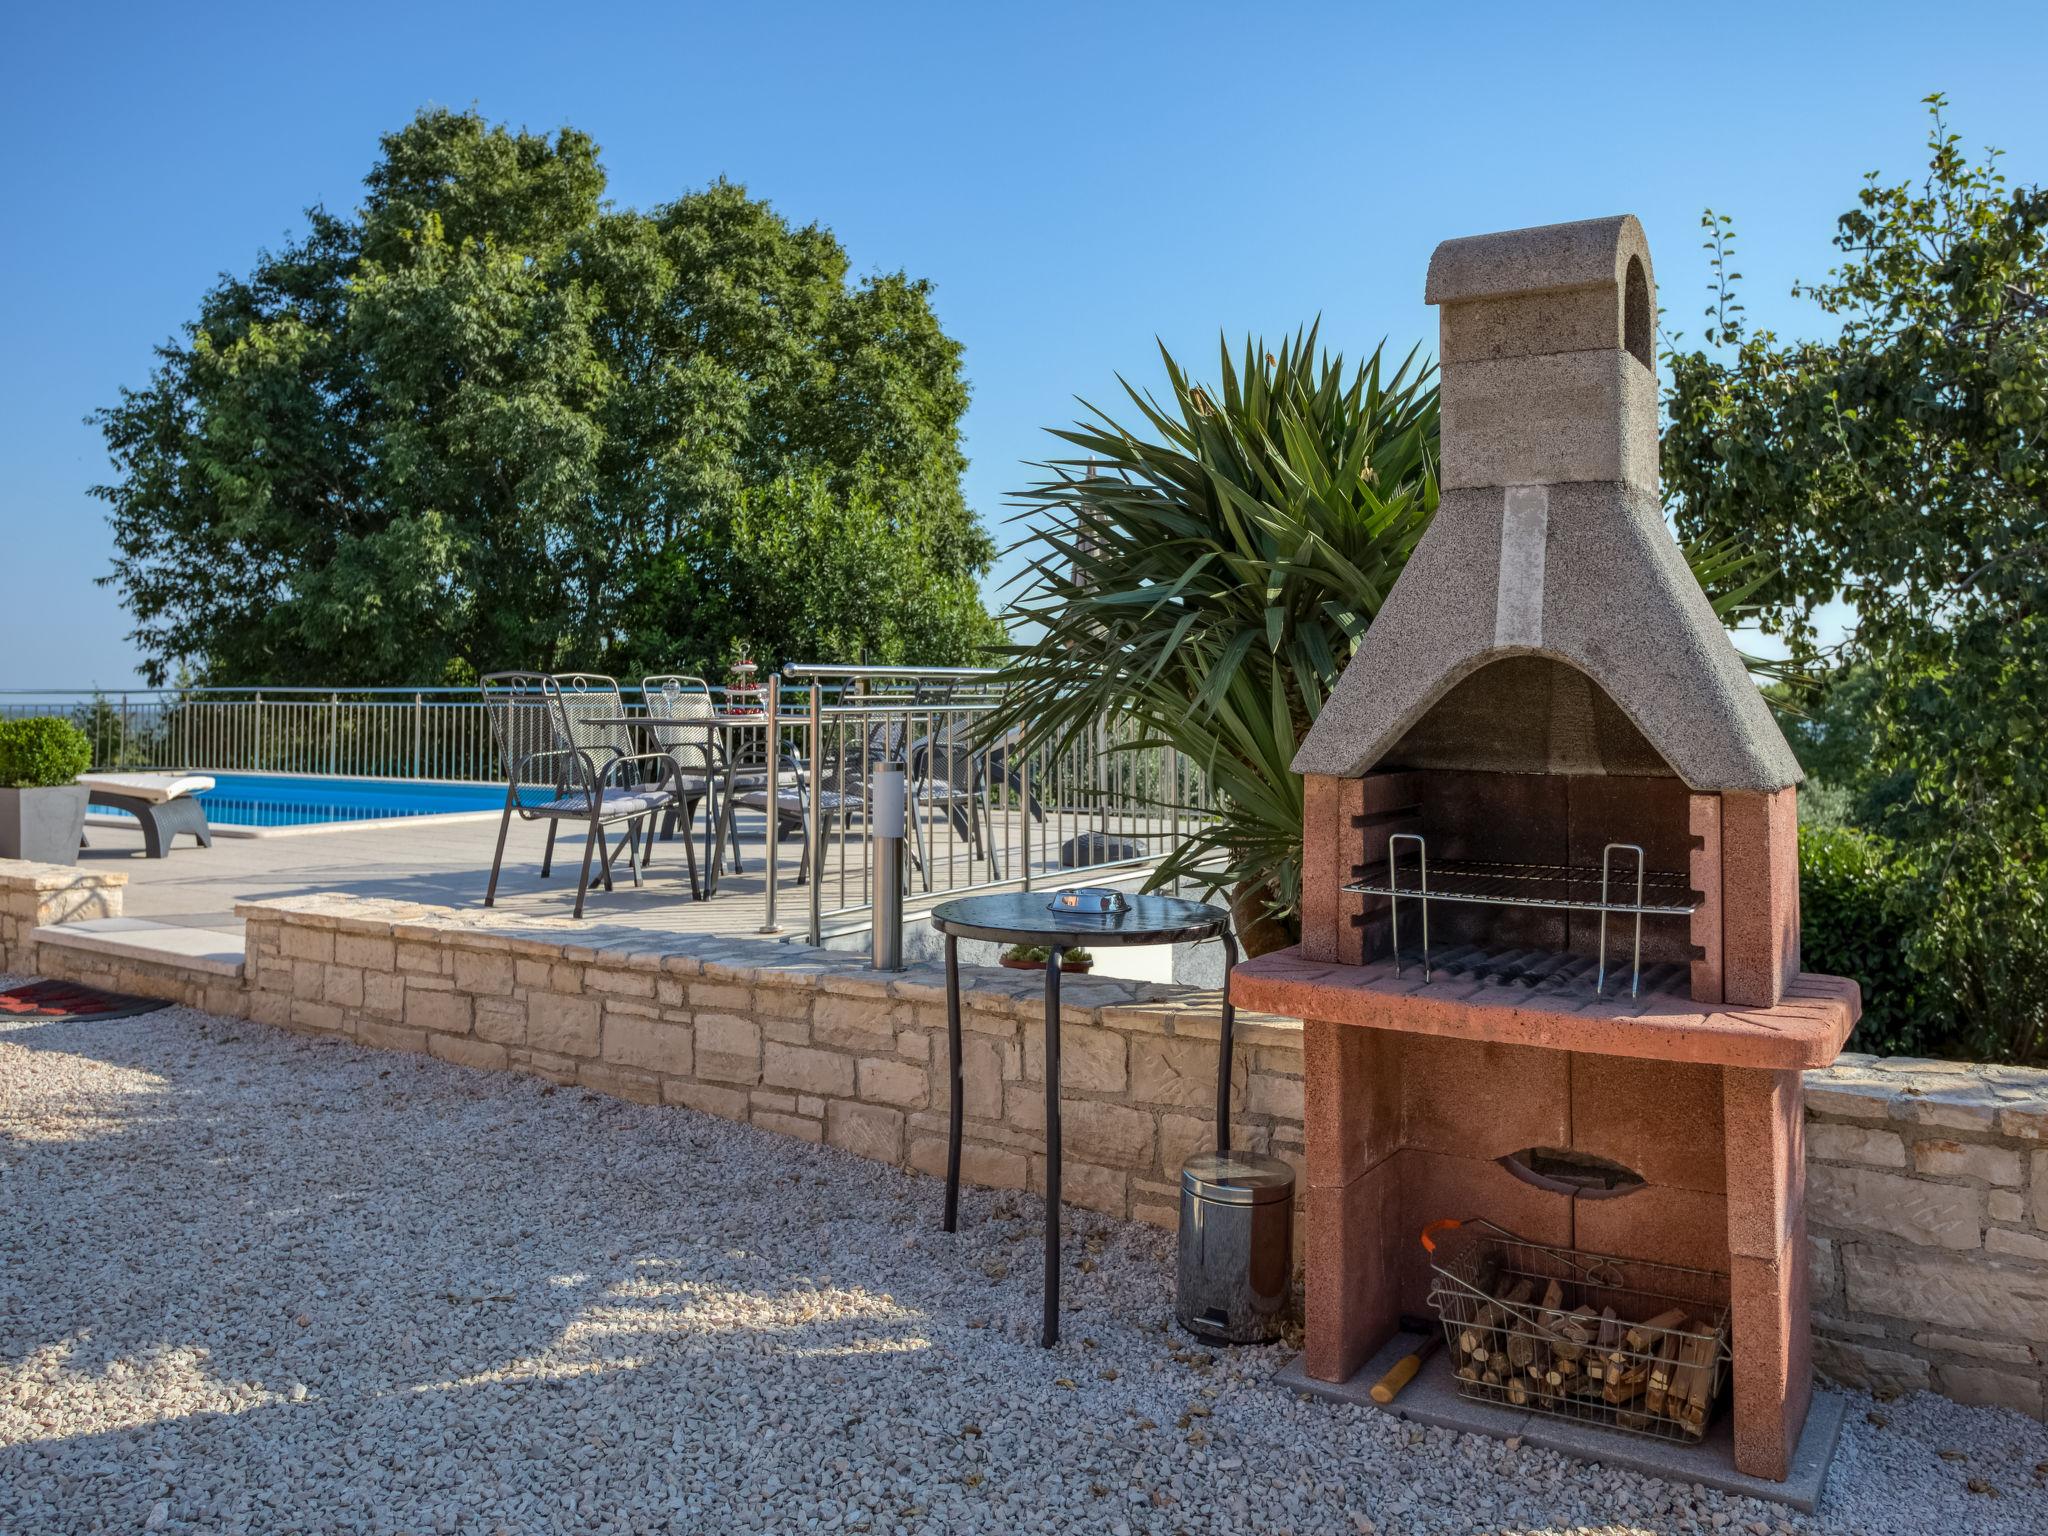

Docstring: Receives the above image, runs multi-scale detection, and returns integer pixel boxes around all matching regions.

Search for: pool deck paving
[65,804,1173,980]
[83,812,844,938]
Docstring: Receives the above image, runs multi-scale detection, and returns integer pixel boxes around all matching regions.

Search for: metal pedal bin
[1175,1150,1295,1344]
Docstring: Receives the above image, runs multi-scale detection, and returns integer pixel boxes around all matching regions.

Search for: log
[1623,1308,1688,1353]
[1645,1331,1682,1416]
[1601,1363,1648,1406]
[1459,1307,1502,1357]
[1463,1277,1534,1356]
[1671,1331,1719,1434]
[1548,1305,1599,1362]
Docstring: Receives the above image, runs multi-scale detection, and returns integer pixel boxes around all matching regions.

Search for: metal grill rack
[1345,835,1697,997]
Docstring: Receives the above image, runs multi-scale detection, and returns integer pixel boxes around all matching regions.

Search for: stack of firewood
[1447,1274,1720,1439]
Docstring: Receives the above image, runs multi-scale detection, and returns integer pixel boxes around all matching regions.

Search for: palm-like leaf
[992,327,1776,951]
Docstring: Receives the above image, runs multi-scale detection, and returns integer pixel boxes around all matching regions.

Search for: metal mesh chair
[479,672,692,918]
[641,674,720,865]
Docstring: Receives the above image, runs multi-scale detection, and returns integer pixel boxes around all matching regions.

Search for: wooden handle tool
[1370,1326,1445,1404]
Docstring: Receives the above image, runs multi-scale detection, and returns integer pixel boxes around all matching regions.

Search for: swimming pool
[89,774,507,830]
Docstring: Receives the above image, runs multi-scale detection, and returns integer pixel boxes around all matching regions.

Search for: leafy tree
[1664,97,2048,1060]
[92,108,1001,687]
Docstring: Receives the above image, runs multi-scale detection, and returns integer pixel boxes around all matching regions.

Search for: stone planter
[0,784,89,866]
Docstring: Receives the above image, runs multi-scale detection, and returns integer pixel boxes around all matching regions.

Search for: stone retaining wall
[5,865,2046,1419]
[231,895,1309,1234]
[0,860,125,971]
[1805,1057,2048,1417]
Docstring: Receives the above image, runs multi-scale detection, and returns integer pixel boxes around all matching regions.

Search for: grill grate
[1345,836,1696,996]
[1377,943,1691,999]
[1346,857,1696,915]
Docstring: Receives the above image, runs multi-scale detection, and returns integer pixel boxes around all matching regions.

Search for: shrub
[0,717,93,789]
[1799,826,1957,1057]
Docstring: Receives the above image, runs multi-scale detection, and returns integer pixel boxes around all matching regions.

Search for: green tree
[1664,97,2048,1060]
[92,108,1000,687]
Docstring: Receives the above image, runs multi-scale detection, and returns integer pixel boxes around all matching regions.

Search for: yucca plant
[990,327,1435,954]
[993,327,1775,957]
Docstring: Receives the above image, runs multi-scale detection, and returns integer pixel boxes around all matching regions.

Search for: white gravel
[4,982,2045,1536]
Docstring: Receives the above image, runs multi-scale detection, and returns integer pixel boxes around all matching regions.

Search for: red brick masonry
[1232,948,1860,1481]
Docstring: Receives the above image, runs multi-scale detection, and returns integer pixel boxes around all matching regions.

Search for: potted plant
[1000,944,1094,974]
[0,716,94,866]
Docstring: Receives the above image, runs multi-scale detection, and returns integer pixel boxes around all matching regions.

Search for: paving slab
[33,917,246,976]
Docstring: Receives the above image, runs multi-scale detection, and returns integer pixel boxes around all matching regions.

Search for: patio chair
[479,672,692,919]
[640,675,721,867]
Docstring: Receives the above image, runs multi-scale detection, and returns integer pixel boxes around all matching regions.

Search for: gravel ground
[4,984,2046,1536]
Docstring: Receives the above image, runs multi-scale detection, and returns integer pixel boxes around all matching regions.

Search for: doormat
[0,980,172,1022]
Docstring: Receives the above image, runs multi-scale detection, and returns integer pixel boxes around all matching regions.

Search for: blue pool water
[90,774,506,830]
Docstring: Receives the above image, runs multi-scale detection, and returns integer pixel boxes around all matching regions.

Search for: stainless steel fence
[4,674,1208,947]
[779,666,1201,945]
[0,688,509,781]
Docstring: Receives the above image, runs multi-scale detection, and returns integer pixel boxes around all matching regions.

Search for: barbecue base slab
[1275,1334,1845,1513]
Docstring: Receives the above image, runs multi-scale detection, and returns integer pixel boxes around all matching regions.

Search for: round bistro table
[929,892,1237,1346]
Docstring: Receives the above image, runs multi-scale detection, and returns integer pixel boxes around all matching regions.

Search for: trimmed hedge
[1799,825,1957,1058]
[0,716,93,790]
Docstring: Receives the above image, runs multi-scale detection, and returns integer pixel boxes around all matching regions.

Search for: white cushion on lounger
[77,773,217,804]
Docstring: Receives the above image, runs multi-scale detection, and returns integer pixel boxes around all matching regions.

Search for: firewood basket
[1421,1219,1733,1445]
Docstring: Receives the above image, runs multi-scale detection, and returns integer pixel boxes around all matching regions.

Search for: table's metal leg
[706,768,738,895]
[1217,930,1238,1155]
[1042,947,1063,1348]
[943,935,963,1234]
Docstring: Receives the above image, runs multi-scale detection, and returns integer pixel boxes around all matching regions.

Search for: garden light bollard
[871,763,906,971]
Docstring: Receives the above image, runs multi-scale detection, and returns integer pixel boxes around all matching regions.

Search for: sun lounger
[79,773,216,857]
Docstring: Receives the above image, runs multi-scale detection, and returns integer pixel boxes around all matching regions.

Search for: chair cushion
[734,790,804,817]
[525,785,672,817]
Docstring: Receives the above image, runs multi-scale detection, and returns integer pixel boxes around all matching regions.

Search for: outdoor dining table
[928,892,1238,1347]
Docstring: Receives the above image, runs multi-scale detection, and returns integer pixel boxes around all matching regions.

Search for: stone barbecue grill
[1231,215,1863,1483]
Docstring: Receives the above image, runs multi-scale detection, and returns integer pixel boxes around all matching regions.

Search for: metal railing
[777,665,1200,945]
[1,687,512,781]
[4,672,1208,948]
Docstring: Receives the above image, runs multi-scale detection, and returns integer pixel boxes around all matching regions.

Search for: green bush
[1799,826,1957,1057]
[0,716,93,789]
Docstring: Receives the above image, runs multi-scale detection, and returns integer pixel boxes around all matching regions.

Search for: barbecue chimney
[1293,214,1802,1009]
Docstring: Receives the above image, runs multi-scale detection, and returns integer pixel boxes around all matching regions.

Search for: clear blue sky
[3,0,2042,688]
